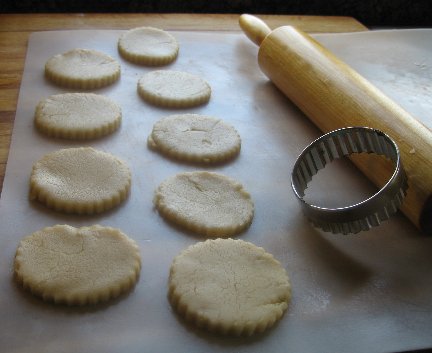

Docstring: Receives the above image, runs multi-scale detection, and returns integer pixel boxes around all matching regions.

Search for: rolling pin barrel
[240,14,432,233]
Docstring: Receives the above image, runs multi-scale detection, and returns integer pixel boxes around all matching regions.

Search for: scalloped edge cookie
[137,70,211,108]
[30,147,131,214]
[35,93,122,140]
[45,48,120,89]
[154,171,254,237]
[169,238,291,336]
[148,114,241,164]
[118,27,179,65]
[14,224,141,305]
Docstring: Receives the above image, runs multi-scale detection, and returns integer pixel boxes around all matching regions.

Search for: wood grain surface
[0,13,367,194]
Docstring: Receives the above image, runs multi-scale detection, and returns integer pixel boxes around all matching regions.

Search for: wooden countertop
[0,13,367,194]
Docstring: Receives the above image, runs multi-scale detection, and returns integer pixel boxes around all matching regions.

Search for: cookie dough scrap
[169,238,291,336]
[118,27,179,65]
[137,70,211,108]
[14,225,141,305]
[148,114,241,164]
[45,48,120,89]
[30,147,131,214]
[154,171,254,237]
[35,93,122,139]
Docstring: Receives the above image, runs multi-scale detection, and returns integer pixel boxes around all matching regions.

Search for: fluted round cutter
[291,127,408,234]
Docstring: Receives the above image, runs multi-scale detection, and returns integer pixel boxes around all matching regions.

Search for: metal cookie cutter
[291,127,408,234]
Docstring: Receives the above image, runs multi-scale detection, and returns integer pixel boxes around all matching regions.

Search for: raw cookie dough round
[45,48,120,89]
[30,147,131,214]
[118,27,179,65]
[154,171,254,237]
[14,224,141,305]
[169,238,291,336]
[137,70,211,108]
[35,93,122,139]
[148,114,241,164]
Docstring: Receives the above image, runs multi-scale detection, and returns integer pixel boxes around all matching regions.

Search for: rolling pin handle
[239,14,271,46]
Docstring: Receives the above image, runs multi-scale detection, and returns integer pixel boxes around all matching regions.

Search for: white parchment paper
[0,29,431,353]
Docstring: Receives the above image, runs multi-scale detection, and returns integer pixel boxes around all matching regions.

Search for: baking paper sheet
[1,29,431,353]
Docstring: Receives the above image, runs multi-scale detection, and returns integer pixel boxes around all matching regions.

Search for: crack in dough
[148,114,240,164]
[154,171,254,237]
[169,238,291,336]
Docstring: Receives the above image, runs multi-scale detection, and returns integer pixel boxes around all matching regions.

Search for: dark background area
[1,0,432,27]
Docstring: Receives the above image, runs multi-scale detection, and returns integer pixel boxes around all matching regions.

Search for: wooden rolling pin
[239,14,432,233]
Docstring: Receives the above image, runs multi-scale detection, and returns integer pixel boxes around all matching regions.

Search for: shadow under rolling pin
[239,14,432,234]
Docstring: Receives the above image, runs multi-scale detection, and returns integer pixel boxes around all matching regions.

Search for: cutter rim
[291,126,408,234]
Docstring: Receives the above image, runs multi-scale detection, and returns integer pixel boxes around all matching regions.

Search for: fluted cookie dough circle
[154,171,254,237]
[169,238,291,336]
[118,27,179,65]
[35,93,122,139]
[45,49,120,89]
[137,70,211,108]
[30,147,131,214]
[14,225,141,305]
[148,114,241,164]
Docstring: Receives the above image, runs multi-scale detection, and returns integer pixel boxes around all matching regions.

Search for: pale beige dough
[137,70,211,108]
[169,238,291,336]
[148,114,241,164]
[35,93,121,139]
[14,224,141,305]
[154,171,254,237]
[30,147,131,214]
[118,27,179,65]
[45,48,120,89]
